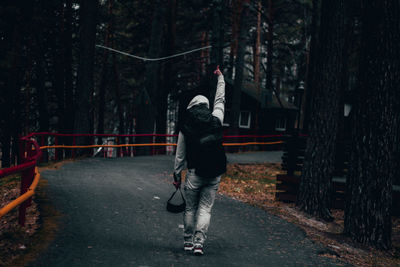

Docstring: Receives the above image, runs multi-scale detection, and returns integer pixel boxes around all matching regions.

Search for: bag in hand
[166,187,186,213]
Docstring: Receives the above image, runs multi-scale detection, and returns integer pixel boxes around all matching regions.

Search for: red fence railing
[0,135,43,226]
[27,132,284,161]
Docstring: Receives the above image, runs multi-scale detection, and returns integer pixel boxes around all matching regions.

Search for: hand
[213,65,222,76]
[173,181,181,189]
[173,172,181,189]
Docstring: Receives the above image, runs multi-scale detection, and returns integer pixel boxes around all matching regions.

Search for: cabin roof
[224,78,298,110]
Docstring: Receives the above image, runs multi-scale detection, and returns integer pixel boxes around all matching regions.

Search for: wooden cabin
[223,78,299,135]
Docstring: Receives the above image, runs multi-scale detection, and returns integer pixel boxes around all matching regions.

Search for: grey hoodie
[187,95,209,110]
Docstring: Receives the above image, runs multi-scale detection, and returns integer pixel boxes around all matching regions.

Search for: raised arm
[212,65,225,124]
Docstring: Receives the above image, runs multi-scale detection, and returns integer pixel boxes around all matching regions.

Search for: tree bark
[136,0,165,155]
[4,53,17,166]
[97,0,113,138]
[265,0,274,106]
[156,0,177,154]
[301,0,321,133]
[64,0,74,135]
[209,0,225,107]
[211,0,224,69]
[344,0,400,250]
[55,0,66,134]
[296,0,346,221]
[253,0,261,85]
[335,7,354,176]
[253,0,262,131]
[395,127,400,185]
[74,0,98,149]
[112,53,124,135]
[8,13,24,166]
[227,0,243,80]
[1,7,23,167]
[36,41,49,133]
[231,0,250,133]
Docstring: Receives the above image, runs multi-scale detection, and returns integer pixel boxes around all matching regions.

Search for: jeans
[184,168,221,245]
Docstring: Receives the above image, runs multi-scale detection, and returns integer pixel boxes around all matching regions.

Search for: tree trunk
[344,0,400,250]
[301,0,321,133]
[227,0,243,80]
[9,18,24,166]
[97,63,108,136]
[156,0,177,154]
[36,42,49,133]
[211,0,224,68]
[1,9,22,167]
[64,0,74,135]
[253,0,262,132]
[253,0,261,85]
[209,0,225,107]
[265,0,274,106]
[335,7,354,176]
[33,33,49,162]
[55,0,66,134]
[296,0,346,221]
[231,0,250,133]
[136,0,165,155]
[97,0,113,138]
[200,31,208,76]
[74,0,98,150]
[395,127,400,185]
[112,54,124,135]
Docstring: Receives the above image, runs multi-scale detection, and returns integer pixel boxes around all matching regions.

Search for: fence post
[152,135,155,156]
[90,136,94,156]
[18,141,34,226]
[54,136,58,161]
[122,137,126,157]
[115,137,119,157]
[72,136,76,159]
[40,135,44,162]
[133,136,136,156]
[26,143,35,207]
[101,137,105,158]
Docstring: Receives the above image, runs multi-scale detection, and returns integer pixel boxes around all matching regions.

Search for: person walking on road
[173,65,226,255]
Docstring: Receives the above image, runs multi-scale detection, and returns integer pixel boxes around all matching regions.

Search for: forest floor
[0,174,41,266]
[0,161,67,267]
[1,160,400,266]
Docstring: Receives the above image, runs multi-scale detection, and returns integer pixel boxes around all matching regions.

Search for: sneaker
[184,242,194,251]
[193,243,204,256]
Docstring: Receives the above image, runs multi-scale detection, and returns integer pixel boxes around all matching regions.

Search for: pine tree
[75,0,98,147]
[344,0,400,250]
[296,0,346,221]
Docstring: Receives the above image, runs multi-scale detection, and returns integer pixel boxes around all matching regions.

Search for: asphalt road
[30,152,346,267]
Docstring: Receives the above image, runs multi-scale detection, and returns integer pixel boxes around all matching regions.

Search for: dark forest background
[0,0,399,250]
[0,0,314,165]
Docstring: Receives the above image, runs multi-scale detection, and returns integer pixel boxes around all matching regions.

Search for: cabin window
[239,111,251,129]
[275,117,287,131]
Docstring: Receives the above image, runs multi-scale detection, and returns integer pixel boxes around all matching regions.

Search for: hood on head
[187,95,209,110]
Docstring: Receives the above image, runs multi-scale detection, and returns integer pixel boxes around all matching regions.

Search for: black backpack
[182,104,227,178]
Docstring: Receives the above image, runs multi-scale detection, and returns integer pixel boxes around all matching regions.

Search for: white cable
[96,44,212,62]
